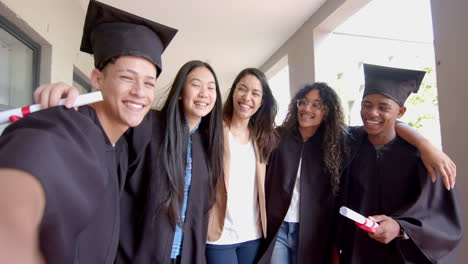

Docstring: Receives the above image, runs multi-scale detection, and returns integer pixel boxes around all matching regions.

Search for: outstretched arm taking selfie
[0,169,45,264]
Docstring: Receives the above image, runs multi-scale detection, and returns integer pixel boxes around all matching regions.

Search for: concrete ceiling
[79,0,326,97]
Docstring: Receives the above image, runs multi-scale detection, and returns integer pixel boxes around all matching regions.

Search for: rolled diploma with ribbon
[339,206,379,233]
[0,91,103,125]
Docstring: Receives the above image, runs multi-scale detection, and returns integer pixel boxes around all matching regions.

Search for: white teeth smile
[367,120,380,125]
[239,103,252,110]
[195,102,208,106]
[125,102,144,109]
[301,113,314,119]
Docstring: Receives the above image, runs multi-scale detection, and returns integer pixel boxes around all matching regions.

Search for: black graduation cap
[363,64,426,106]
[80,0,178,77]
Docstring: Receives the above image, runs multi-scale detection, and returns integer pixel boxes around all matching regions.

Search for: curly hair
[281,82,348,194]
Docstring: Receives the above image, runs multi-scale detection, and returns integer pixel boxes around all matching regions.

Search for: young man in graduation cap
[0,1,176,263]
[337,64,462,264]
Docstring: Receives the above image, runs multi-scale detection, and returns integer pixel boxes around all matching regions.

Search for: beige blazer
[207,122,267,242]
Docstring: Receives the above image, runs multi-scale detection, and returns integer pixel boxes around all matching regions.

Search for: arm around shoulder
[0,168,46,264]
[395,122,456,190]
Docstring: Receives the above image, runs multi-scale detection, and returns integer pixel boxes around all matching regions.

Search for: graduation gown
[0,105,125,264]
[258,125,338,263]
[338,127,462,264]
[118,110,211,264]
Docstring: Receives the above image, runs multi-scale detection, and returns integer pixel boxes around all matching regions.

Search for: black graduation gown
[258,125,338,264]
[118,110,211,264]
[0,105,125,264]
[338,127,462,264]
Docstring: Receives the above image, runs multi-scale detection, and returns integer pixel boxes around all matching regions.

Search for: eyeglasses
[296,99,323,110]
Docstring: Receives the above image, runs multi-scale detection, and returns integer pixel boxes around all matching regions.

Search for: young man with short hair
[338,64,462,263]
[0,1,176,263]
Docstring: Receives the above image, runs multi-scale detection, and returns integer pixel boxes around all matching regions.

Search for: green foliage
[402,66,439,131]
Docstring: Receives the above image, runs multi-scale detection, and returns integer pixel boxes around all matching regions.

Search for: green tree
[403,67,440,134]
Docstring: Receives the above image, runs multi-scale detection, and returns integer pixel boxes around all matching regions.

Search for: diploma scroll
[0,91,103,125]
[339,206,379,233]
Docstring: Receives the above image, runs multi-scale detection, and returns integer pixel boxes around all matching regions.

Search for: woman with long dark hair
[118,60,224,264]
[206,68,278,264]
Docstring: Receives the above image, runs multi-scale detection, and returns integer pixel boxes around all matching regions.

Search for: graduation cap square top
[80,0,177,77]
[363,64,426,106]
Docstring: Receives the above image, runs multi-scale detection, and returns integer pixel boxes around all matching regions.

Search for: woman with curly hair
[258,82,347,264]
[257,82,452,264]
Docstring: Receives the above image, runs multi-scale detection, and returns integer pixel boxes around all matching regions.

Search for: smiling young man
[0,1,176,263]
[337,64,462,264]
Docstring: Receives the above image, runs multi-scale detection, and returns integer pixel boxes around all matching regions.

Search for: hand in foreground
[34,82,80,109]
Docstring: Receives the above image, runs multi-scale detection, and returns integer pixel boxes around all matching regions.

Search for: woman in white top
[206,68,278,264]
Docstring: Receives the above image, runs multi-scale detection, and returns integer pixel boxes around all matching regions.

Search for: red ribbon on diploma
[8,106,32,123]
[9,115,21,123]
[355,218,378,233]
[21,106,31,116]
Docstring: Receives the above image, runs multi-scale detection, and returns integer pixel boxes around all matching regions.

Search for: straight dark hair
[281,82,348,194]
[223,68,278,162]
[157,60,224,227]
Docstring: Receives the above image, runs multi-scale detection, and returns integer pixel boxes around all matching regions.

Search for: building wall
[260,0,343,95]
[260,0,371,96]
[431,0,468,261]
[0,0,94,85]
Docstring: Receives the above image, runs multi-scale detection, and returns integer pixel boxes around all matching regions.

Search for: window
[0,15,40,107]
[73,66,92,94]
[0,15,40,133]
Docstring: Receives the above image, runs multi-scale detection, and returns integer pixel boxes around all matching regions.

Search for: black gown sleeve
[394,160,462,263]
[0,107,110,263]
[117,110,155,263]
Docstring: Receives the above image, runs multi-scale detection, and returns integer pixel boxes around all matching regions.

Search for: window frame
[0,14,41,103]
[73,71,92,93]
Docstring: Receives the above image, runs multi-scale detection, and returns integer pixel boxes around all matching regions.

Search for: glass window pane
[0,27,34,107]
